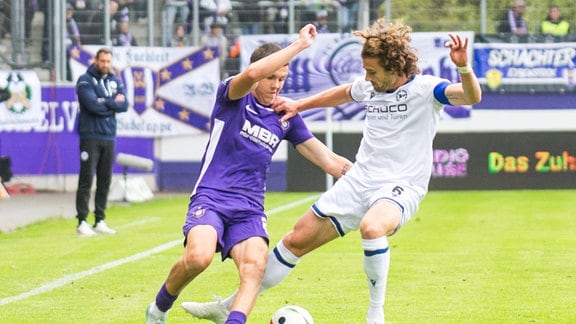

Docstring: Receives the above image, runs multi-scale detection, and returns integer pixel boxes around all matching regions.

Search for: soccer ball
[270,305,314,324]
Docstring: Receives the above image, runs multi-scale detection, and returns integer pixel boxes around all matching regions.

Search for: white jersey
[348,74,450,195]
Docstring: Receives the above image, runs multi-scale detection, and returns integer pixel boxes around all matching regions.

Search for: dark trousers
[75,139,115,224]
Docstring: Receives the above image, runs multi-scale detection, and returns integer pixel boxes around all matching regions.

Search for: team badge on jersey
[280,120,289,130]
[192,206,206,218]
[396,90,408,102]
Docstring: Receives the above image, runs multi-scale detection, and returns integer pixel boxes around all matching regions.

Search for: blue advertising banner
[474,38,576,93]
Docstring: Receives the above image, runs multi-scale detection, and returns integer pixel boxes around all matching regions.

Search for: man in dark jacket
[75,47,128,236]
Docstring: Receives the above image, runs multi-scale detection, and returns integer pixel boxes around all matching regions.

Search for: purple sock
[225,311,247,324]
[155,283,178,312]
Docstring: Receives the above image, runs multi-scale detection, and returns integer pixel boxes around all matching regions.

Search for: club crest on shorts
[192,206,206,218]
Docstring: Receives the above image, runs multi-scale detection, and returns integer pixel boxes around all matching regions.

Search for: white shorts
[312,174,424,237]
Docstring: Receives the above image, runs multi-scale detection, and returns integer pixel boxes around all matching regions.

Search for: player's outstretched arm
[444,34,482,106]
[295,137,352,179]
[273,84,353,122]
[228,24,317,100]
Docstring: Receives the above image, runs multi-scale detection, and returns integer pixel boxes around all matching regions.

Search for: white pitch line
[0,240,181,307]
[0,194,318,307]
[115,216,161,230]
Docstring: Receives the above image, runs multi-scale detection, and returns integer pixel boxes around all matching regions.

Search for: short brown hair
[250,43,282,63]
[96,47,113,60]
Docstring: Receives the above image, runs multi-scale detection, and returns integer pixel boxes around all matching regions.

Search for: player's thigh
[363,183,422,237]
[184,225,219,268]
[286,209,339,255]
[360,200,402,238]
[230,236,269,272]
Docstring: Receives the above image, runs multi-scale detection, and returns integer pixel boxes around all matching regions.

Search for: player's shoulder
[413,74,449,86]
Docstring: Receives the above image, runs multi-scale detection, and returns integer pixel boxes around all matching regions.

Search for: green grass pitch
[1,190,575,323]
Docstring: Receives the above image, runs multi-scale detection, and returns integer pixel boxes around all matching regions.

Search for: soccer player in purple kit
[145,24,352,324]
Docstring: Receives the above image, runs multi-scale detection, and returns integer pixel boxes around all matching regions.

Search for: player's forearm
[330,155,353,179]
[297,84,352,112]
[459,71,482,105]
[246,40,309,82]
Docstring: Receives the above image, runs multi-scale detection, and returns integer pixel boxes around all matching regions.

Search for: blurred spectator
[163,0,190,47]
[40,0,49,63]
[0,0,41,41]
[112,20,137,46]
[199,0,232,34]
[72,0,95,39]
[540,5,570,37]
[87,0,100,12]
[133,0,147,23]
[262,0,288,34]
[237,0,261,35]
[65,3,82,81]
[66,3,82,48]
[110,0,130,35]
[302,0,327,22]
[498,0,528,35]
[116,0,146,23]
[0,0,8,39]
[369,0,383,22]
[314,9,330,33]
[116,0,132,14]
[201,22,228,79]
[171,23,191,47]
[25,0,40,39]
[337,0,357,32]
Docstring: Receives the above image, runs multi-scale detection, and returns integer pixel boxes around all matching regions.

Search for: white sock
[362,236,390,321]
[222,239,300,309]
[262,239,300,289]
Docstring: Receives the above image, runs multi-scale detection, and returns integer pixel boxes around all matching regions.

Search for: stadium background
[0,0,575,194]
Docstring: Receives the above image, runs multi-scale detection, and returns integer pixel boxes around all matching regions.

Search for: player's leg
[148,225,218,323]
[181,193,269,323]
[192,209,340,317]
[148,193,225,323]
[225,236,269,323]
[362,184,421,324]
[361,200,401,324]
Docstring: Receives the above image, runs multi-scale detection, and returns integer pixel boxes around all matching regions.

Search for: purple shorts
[182,189,269,260]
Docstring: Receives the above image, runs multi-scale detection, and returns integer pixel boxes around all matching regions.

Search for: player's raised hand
[445,34,469,68]
[272,96,300,122]
[298,24,317,49]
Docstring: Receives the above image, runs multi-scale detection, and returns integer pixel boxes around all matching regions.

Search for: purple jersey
[192,78,313,206]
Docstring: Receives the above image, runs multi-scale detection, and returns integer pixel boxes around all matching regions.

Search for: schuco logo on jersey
[366,104,408,113]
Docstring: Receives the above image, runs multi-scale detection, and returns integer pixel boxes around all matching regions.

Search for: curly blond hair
[352,19,420,77]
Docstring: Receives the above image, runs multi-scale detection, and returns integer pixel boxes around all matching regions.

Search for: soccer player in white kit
[184,19,482,323]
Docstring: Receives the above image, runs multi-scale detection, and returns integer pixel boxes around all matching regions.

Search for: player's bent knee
[360,220,396,238]
[182,251,213,273]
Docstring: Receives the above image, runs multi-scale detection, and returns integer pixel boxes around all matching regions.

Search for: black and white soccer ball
[270,305,314,324]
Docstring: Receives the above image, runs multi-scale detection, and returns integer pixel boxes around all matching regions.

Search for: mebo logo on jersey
[240,120,280,152]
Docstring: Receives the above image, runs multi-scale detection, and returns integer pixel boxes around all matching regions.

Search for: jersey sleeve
[284,114,314,147]
[349,76,370,102]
